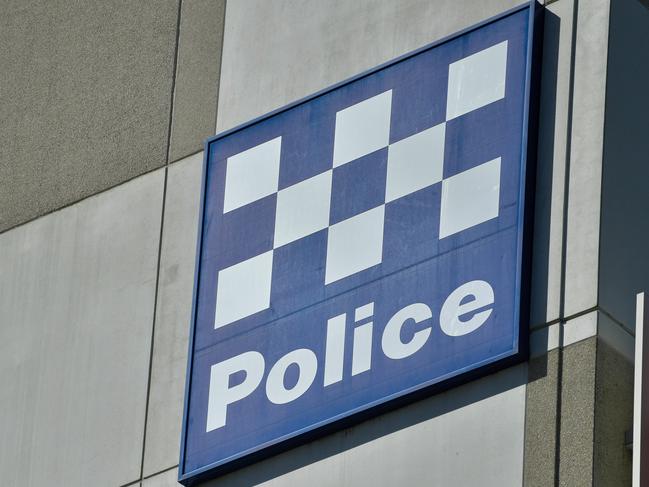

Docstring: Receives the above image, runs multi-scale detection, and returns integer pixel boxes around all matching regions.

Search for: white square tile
[325,205,385,284]
[214,250,274,328]
[274,170,332,248]
[439,158,501,238]
[385,123,446,202]
[332,91,392,168]
[446,41,508,120]
[223,137,282,213]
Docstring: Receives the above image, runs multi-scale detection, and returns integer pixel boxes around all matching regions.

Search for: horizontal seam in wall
[0,163,168,237]
[530,305,636,339]
[117,464,179,487]
[167,147,204,167]
[0,144,207,238]
[117,478,142,487]
[529,305,599,332]
[143,464,180,481]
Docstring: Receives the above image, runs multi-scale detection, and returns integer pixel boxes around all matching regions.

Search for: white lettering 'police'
[381,303,432,360]
[206,351,264,432]
[266,349,318,404]
[440,280,494,336]
[205,279,495,432]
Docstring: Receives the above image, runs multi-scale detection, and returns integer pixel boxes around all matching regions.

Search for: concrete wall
[0,170,164,486]
[0,0,637,486]
[0,0,225,234]
[0,1,225,485]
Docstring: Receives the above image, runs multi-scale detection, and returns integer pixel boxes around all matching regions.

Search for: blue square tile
[270,230,327,318]
[329,148,388,225]
[383,184,441,274]
[211,194,276,270]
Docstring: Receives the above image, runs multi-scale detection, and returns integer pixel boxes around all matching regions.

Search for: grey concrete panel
[563,0,610,317]
[525,311,602,487]
[203,366,526,487]
[0,0,179,233]
[593,338,633,485]
[521,316,630,487]
[217,0,522,132]
[168,0,226,162]
[0,169,165,486]
[558,337,597,486]
[143,153,203,476]
[524,349,559,487]
[598,0,649,330]
[530,0,575,327]
[142,468,180,487]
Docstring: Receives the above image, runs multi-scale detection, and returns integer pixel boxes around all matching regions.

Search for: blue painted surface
[180,4,538,483]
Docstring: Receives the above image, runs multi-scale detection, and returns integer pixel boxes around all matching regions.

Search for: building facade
[1,0,648,485]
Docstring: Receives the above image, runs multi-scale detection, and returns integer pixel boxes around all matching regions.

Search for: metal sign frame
[179,2,542,484]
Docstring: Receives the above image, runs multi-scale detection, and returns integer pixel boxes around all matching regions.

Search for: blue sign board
[180,3,540,484]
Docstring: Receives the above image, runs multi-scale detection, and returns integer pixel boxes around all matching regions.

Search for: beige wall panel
[0,169,165,486]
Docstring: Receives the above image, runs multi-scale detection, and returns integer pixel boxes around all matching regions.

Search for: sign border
[179,2,542,483]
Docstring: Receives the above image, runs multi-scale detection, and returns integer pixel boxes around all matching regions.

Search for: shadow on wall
[201,364,527,487]
[530,8,560,331]
[599,0,649,332]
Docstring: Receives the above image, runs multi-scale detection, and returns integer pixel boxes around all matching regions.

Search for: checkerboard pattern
[214,40,508,329]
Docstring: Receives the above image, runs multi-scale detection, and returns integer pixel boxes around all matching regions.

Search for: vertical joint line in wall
[166,0,184,166]
[138,0,183,482]
[139,157,170,482]
[554,0,580,485]
[213,0,228,135]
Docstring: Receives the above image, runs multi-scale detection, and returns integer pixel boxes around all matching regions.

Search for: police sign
[180,3,540,483]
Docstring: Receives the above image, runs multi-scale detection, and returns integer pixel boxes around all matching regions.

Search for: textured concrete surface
[525,334,632,487]
[563,0,610,317]
[524,312,603,487]
[217,0,522,132]
[205,366,527,487]
[599,0,649,330]
[143,153,203,476]
[168,0,226,162]
[0,0,179,233]
[558,337,597,486]
[593,338,633,486]
[524,349,559,487]
[529,0,574,327]
[0,169,164,487]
